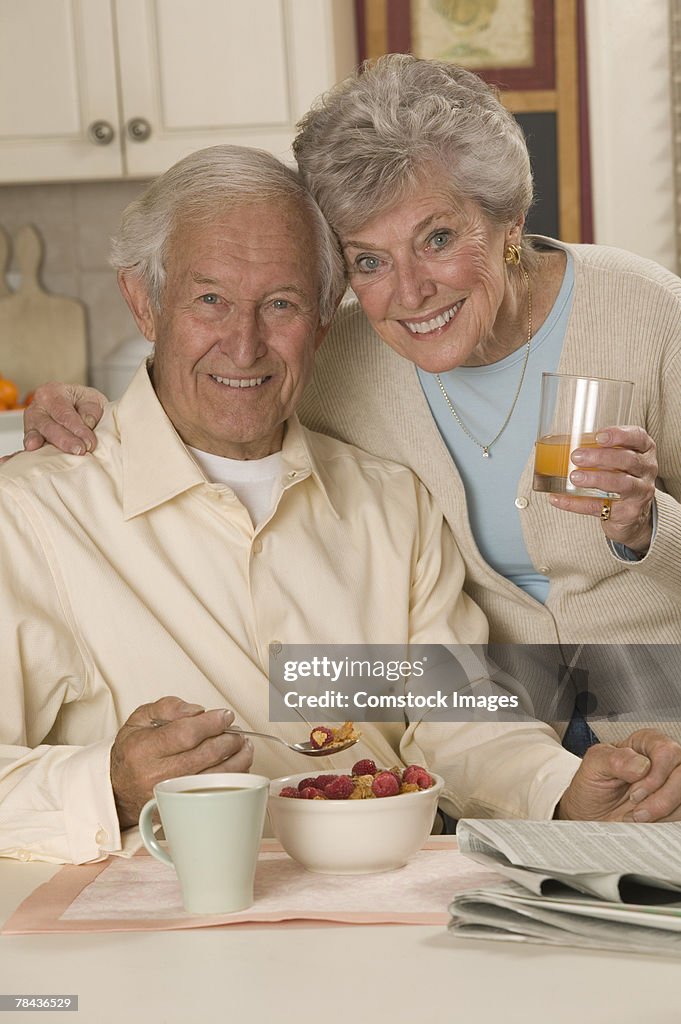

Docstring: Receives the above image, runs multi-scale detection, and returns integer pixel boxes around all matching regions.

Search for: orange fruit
[0,376,19,409]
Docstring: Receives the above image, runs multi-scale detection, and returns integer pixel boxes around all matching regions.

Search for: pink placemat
[2,839,502,934]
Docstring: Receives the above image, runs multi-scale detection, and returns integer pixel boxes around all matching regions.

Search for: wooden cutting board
[0,224,88,398]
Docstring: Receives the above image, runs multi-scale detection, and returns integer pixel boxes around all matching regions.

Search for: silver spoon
[224,727,359,757]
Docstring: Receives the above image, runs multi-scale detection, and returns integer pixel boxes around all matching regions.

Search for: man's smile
[209,374,272,388]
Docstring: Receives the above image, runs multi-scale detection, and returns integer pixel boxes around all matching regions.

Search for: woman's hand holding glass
[548,424,658,554]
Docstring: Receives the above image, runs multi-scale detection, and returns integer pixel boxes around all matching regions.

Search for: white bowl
[268,770,444,874]
[0,410,24,458]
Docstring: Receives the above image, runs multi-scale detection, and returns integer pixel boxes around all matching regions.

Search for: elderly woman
[20,56,681,754]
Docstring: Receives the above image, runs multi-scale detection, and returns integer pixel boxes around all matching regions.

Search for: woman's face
[340,186,522,374]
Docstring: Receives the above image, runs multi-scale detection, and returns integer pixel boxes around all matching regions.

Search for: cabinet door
[115,0,357,176]
[0,0,123,182]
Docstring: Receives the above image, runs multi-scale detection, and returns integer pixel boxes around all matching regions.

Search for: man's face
[124,198,326,459]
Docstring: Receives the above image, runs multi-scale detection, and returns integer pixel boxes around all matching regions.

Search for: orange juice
[533,433,611,495]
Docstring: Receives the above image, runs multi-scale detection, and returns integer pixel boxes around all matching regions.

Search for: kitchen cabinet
[0,0,357,183]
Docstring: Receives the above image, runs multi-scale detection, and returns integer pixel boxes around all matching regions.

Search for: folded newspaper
[449,820,681,956]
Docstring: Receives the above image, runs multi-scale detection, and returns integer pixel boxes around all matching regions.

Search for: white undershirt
[187,447,283,526]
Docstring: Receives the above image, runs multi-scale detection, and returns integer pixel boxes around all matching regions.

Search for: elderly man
[0,146,674,865]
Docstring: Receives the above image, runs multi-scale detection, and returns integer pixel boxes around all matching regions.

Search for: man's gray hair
[111,145,345,325]
[294,54,534,238]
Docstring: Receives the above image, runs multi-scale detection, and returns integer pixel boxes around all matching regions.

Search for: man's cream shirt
[0,364,577,863]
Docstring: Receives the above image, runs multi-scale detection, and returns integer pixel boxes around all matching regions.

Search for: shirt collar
[117,362,339,520]
[276,414,340,520]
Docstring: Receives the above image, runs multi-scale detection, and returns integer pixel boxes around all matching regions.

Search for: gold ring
[600,501,611,522]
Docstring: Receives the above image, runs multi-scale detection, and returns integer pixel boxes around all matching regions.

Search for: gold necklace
[435,267,532,458]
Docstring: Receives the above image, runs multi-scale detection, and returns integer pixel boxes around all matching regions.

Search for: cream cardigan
[300,241,681,740]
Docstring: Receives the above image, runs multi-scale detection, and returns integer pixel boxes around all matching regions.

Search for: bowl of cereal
[267,760,444,874]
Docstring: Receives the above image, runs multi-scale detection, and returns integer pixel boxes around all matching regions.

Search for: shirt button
[538,565,550,575]
[95,828,109,845]
[287,470,298,480]
[515,497,529,509]
[17,850,31,862]
[252,539,263,554]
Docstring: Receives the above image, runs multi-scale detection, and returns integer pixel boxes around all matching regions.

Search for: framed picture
[354,0,592,243]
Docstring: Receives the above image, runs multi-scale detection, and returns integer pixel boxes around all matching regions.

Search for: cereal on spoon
[308,721,361,751]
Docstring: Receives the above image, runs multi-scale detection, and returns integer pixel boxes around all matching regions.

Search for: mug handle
[138,798,173,866]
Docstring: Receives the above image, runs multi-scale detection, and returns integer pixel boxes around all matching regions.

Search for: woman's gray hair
[110,145,345,325]
[294,54,535,246]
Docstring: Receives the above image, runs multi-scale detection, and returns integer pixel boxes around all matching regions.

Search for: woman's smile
[400,299,465,336]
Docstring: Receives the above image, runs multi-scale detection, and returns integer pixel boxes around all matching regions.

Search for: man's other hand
[556,729,681,821]
[617,729,681,822]
[110,696,254,829]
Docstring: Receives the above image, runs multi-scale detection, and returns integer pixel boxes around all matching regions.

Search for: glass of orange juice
[533,373,634,497]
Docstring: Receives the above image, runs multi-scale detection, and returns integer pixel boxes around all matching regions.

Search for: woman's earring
[504,243,522,265]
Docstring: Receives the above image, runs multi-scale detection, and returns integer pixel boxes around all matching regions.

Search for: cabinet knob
[127,118,152,142]
[88,120,115,146]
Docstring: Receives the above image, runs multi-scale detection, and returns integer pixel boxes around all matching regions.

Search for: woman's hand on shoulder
[23,382,107,455]
[548,425,657,554]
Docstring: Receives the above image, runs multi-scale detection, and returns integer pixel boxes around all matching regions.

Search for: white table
[0,858,679,1024]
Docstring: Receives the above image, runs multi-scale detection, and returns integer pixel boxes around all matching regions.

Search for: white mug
[138,772,269,914]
